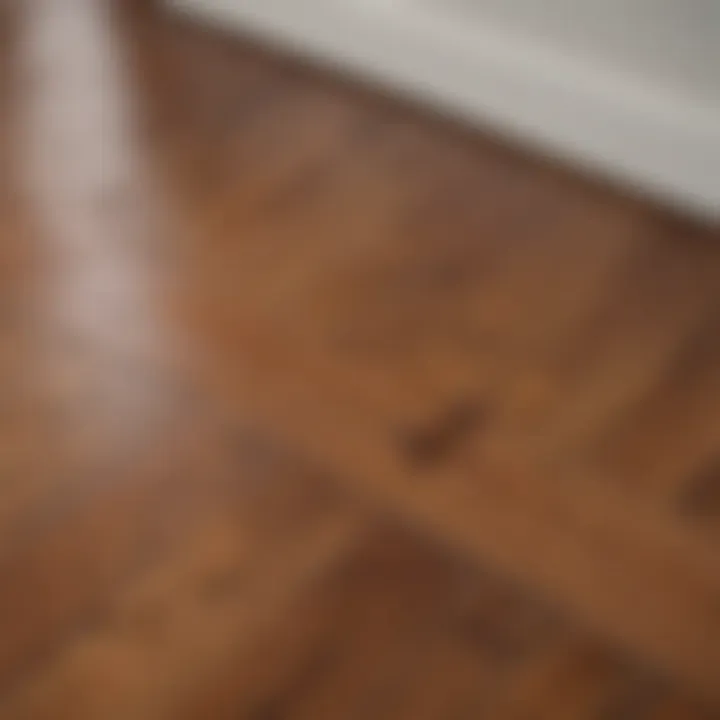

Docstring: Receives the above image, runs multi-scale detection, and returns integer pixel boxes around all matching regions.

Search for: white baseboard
[167,0,720,220]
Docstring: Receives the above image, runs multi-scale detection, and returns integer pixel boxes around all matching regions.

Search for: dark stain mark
[400,398,487,468]
[678,459,720,521]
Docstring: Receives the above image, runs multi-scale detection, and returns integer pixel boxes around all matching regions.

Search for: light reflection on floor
[16,0,176,464]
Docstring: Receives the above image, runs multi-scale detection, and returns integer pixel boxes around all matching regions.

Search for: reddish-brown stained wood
[0,1,718,717]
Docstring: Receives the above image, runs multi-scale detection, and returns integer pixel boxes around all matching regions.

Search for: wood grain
[0,0,718,717]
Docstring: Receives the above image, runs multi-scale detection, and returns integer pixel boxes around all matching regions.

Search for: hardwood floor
[0,1,719,717]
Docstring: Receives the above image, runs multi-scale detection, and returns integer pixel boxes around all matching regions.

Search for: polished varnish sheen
[0,1,718,717]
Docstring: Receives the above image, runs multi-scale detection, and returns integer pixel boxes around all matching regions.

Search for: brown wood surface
[0,0,719,717]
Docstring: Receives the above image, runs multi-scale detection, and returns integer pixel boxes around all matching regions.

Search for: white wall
[437,0,720,108]
[168,0,720,219]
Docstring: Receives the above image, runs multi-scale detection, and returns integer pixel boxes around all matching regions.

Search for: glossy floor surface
[0,1,719,717]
